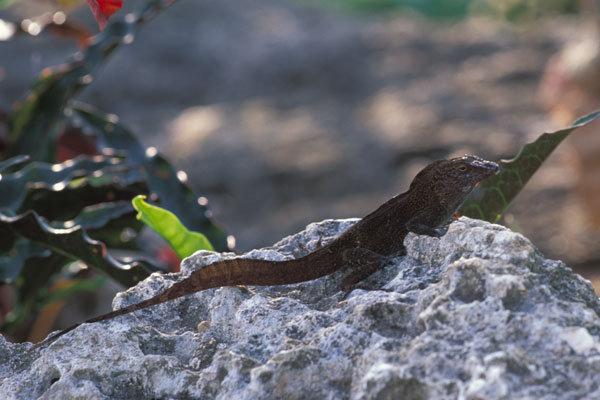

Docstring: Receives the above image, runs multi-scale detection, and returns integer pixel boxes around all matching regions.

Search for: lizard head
[446,154,499,192]
[410,154,499,198]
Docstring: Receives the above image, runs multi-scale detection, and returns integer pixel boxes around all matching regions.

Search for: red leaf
[87,0,123,31]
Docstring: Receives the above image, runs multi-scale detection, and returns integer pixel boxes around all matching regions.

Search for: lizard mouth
[482,162,500,179]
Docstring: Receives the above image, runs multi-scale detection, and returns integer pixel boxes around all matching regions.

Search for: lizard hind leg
[340,248,388,297]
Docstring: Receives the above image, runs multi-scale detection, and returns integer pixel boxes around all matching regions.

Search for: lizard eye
[457,164,468,172]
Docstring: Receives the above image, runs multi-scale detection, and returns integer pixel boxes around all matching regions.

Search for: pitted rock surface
[2,217,600,399]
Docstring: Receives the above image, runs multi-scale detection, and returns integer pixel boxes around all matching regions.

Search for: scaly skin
[30,154,498,350]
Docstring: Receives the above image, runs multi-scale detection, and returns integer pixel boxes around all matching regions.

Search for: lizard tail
[186,253,340,287]
[30,252,339,351]
[28,292,179,351]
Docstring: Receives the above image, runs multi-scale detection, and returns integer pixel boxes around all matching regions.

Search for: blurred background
[1,0,599,298]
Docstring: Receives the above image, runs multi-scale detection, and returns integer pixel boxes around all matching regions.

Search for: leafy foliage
[0,210,151,287]
[70,104,229,250]
[0,0,228,340]
[132,195,213,259]
[459,111,600,222]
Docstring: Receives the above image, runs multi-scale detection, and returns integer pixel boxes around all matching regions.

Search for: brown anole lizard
[30,154,498,350]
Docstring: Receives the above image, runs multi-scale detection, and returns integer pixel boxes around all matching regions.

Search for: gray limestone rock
[2,217,600,399]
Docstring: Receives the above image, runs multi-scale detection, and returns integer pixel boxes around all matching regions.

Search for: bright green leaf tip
[132,195,214,259]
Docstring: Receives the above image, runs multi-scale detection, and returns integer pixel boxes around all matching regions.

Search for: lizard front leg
[405,210,449,238]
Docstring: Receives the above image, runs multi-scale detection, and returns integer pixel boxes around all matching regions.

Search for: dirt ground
[1,0,600,292]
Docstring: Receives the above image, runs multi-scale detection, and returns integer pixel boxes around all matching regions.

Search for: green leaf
[132,195,213,259]
[0,155,145,219]
[459,110,600,222]
[0,155,29,172]
[50,201,142,249]
[51,201,134,231]
[0,210,152,287]
[69,103,230,251]
[0,202,139,286]
[0,240,50,283]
